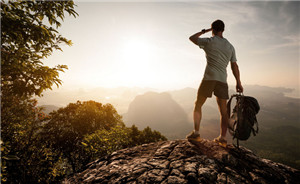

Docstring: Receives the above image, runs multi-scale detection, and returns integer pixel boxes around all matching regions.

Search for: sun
[117,38,157,87]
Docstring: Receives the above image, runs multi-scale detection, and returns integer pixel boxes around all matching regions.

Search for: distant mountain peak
[124,91,191,139]
[63,139,299,184]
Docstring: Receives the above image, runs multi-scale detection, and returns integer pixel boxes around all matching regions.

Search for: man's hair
[211,20,225,33]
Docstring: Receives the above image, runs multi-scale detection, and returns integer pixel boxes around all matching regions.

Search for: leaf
[81,142,88,147]
[38,14,44,21]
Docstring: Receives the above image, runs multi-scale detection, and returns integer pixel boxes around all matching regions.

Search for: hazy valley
[39,85,300,168]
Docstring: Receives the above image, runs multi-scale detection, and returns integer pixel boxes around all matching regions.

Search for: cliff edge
[63,139,299,184]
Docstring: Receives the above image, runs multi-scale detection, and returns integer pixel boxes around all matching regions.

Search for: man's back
[198,36,236,83]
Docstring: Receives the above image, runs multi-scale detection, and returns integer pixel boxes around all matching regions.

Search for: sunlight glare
[117,38,157,87]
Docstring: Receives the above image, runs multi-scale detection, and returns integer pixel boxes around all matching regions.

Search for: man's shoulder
[197,37,213,48]
[223,38,235,47]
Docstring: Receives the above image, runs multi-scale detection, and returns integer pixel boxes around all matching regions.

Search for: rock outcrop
[63,139,299,184]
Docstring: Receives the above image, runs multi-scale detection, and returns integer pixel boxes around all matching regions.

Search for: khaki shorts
[195,80,229,111]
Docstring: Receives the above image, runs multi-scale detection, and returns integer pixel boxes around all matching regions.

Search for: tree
[127,125,167,147]
[128,125,142,146]
[1,1,78,183]
[43,100,167,174]
[81,126,130,162]
[0,95,68,183]
[81,125,168,164]
[42,101,124,173]
[140,126,167,144]
[1,0,78,97]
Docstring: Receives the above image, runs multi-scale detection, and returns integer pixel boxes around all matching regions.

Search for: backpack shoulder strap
[227,95,236,117]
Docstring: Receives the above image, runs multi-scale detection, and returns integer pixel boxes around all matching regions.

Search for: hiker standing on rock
[186,20,243,145]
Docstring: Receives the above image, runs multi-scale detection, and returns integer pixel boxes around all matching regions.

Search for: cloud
[218,2,300,54]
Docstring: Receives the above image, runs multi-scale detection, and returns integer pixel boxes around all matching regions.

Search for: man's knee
[194,99,206,113]
[194,94,207,113]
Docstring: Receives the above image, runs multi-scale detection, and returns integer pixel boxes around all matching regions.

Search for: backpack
[227,93,260,147]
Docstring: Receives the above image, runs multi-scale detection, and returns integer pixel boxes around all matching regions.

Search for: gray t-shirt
[198,36,237,83]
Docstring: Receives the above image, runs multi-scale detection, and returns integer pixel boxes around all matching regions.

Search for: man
[186,20,243,145]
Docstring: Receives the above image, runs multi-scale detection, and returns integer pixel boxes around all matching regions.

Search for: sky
[43,1,300,97]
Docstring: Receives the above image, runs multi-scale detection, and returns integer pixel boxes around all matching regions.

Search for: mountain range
[39,85,300,169]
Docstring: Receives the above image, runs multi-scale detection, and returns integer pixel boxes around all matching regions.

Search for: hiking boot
[213,136,227,147]
[186,131,201,141]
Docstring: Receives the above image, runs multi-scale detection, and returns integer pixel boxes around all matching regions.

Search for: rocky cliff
[63,139,299,184]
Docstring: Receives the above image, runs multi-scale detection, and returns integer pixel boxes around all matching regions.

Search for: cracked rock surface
[63,139,300,184]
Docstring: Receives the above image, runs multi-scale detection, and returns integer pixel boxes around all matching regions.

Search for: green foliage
[42,100,125,173]
[1,0,78,97]
[47,100,124,135]
[81,125,167,162]
[127,125,167,147]
[43,100,167,174]
[1,1,78,183]
[2,97,168,182]
[81,126,130,161]
[1,95,58,183]
[139,126,168,144]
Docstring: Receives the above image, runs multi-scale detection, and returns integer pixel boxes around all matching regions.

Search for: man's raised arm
[231,62,244,93]
[189,28,212,45]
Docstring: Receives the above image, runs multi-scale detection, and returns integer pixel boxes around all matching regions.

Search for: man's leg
[194,95,207,133]
[187,80,212,140]
[216,97,229,138]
